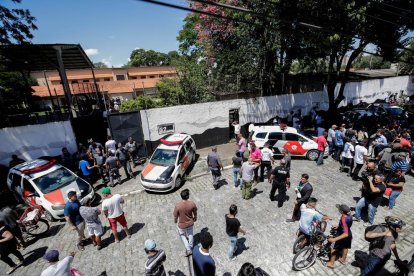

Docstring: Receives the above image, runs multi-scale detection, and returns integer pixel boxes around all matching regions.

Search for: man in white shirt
[352,140,368,180]
[340,138,355,176]
[105,135,117,154]
[41,250,75,276]
[231,121,241,139]
[260,143,274,182]
[248,123,255,139]
[101,187,131,243]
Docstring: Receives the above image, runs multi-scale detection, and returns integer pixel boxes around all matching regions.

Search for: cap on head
[399,152,407,157]
[144,239,157,251]
[336,204,351,214]
[101,187,111,195]
[43,250,59,262]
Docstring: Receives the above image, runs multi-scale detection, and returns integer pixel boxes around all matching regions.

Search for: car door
[22,177,39,206]
[9,173,23,201]
[283,133,308,156]
[177,147,189,175]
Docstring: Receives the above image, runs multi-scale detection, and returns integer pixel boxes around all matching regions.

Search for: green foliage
[399,39,414,75]
[129,49,179,67]
[119,96,162,112]
[0,0,37,44]
[0,71,37,111]
[93,62,108,68]
[156,78,183,106]
[352,55,391,70]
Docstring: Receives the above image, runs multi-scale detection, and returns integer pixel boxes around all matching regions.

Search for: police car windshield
[32,167,77,194]
[150,149,178,166]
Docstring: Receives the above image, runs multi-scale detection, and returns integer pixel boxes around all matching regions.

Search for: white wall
[0,121,77,166]
[140,75,413,142]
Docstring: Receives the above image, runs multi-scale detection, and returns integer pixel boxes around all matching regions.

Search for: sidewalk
[189,141,238,176]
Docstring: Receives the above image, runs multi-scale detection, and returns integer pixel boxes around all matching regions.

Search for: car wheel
[306,150,319,161]
[191,152,196,164]
[44,210,56,222]
[175,176,182,188]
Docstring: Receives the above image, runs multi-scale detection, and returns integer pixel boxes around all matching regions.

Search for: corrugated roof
[0,44,93,71]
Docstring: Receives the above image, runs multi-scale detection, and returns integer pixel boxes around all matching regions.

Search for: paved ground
[2,145,414,276]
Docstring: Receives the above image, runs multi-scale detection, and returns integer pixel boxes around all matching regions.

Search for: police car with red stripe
[7,159,95,221]
[140,134,196,192]
[251,126,328,160]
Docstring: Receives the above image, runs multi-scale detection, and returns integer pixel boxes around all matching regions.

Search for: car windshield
[150,149,178,166]
[386,108,403,116]
[32,167,77,194]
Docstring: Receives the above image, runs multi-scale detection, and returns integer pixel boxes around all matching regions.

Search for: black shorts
[334,237,352,249]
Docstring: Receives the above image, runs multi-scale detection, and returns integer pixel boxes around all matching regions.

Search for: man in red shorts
[101,187,131,243]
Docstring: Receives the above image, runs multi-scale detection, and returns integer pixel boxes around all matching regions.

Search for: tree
[128,49,179,67]
[0,0,37,44]
[0,71,37,112]
[352,55,391,70]
[156,78,182,106]
[119,96,161,112]
[399,39,414,75]
[93,62,108,68]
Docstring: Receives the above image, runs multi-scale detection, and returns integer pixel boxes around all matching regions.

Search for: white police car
[140,134,196,192]
[7,159,95,221]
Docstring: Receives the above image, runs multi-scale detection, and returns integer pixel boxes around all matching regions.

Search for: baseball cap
[43,250,59,262]
[399,152,407,157]
[101,187,111,194]
[336,204,350,214]
[144,239,157,251]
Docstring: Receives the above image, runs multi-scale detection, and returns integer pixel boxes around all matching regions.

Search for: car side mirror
[178,160,184,165]
[27,192,38,197]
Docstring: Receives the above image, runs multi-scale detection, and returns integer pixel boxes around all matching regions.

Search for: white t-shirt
[105,140,117,153]
[233,124,241,135]
[41,256,73,276]
[102,194,124,218]
[341,143,355,159]
[354,145,368,164]
[248,124,255,133]
[261,148,273,161]
[299,205,322,235]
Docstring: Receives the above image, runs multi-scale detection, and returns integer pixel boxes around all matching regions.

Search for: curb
[187,165,233,180]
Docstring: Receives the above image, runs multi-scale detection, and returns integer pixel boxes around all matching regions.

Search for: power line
[138,0,414,55]
[370,0,414,14]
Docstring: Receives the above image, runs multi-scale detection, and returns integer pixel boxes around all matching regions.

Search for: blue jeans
[355,197,377,225]
[360,254,384,276]
[389,191,401,209]
[316,150,324,165]
[228,235,238,258]
[233,167,241,187]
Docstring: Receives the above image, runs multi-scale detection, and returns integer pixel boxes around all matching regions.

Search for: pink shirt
[316,136,327,151]
[238,138,246,152]
[249,148,262,161]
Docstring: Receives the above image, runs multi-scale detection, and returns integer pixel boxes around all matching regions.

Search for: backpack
[365,224,387,251]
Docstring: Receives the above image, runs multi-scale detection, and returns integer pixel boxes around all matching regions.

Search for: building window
[71,80,78,84]
[130,76,137,80]
[149,75,155,79]
[116,74,125,81]
[104,78,110,81]
[140,76,146,79]
[96,79,100,82]
[83,80,89,83]
[160,74,164,78]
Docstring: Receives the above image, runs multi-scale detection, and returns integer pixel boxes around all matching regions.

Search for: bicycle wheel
[293,235,307,254]
[292,246,318,271]
[25,219,50,237]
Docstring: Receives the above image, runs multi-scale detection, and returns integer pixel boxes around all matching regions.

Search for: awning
[0,44,93,72]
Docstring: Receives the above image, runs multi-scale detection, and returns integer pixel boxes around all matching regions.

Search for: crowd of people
[0,104,412,275]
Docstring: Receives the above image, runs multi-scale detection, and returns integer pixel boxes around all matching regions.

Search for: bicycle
[293,220,327,254]
[292,226,336,271]
[18,206,50,238]
[393,253,414,276]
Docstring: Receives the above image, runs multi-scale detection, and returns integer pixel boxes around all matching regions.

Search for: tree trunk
[327,53,337,114]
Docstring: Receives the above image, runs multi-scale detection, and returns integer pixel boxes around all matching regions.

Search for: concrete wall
[0,121,77,166]
[140,75,414,148]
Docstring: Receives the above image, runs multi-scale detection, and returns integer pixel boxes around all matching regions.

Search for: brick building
[31,66,177,108]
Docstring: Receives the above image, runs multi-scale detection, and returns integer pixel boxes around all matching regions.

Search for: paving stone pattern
[2,157,414,276]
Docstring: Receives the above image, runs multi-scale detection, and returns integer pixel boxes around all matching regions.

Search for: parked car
[7,159,95,221]
[250,126,328,161]
[140,133,196,192]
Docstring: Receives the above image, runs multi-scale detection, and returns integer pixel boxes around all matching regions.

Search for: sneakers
[352,215,361,222]
[185,249,192,257]
[229,256,237,261]
[363,222,373,227]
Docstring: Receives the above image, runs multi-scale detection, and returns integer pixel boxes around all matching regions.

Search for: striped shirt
[391,160,409,173]
[145,250,166,276]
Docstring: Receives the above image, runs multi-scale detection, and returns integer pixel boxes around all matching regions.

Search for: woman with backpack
[326,204,353,269]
